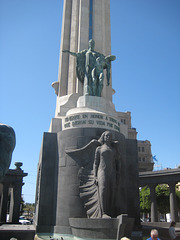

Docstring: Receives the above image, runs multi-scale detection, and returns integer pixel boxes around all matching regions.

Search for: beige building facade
[138,140,154,171]
[117,112,154,172]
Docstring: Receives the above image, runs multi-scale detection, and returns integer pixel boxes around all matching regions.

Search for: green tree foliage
[140,184,180,216]
[139,186,151,213]
[23,203,35,218]
[155,184,170,214]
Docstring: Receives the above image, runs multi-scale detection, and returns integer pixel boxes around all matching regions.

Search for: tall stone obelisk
[52,0,114,119]
[57,0,111,97]
[34,0,140,238]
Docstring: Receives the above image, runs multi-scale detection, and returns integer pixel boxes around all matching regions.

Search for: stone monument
[34,0,140,239]
[0,124,16,182]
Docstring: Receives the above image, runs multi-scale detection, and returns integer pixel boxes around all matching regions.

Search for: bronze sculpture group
[63,39,116,97]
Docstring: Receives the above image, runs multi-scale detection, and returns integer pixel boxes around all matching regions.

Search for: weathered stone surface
[34,132,58,232]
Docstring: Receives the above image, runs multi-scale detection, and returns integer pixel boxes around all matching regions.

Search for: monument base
[34,215,134,240]
[69,215,134,239]
[69,218,119,239]
[34,127,140,236]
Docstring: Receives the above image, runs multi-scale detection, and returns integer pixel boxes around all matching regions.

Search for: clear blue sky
[1,0,180,203]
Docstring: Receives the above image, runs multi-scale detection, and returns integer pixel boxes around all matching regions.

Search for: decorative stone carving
[63,39,116,97]
[51,81,59,96]
[15,162,23,171]
[66,131,120,218]
[0,124,16,181]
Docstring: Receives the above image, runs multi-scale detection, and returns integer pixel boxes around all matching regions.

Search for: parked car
[160,217,166,222]
[27,218,33,224]
[140,217,150,222]
[19,216,31,225]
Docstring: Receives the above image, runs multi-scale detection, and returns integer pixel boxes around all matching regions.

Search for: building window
[142,147,145,152]
[138,147,141,152]
[121,119,126,124]
[143,157,145,162]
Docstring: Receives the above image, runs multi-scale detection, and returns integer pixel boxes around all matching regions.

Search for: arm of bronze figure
[62,50,77,57]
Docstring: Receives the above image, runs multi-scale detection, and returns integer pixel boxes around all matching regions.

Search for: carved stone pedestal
[69,215,134,239]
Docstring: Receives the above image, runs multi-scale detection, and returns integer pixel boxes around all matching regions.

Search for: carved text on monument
[63,113,120,132]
